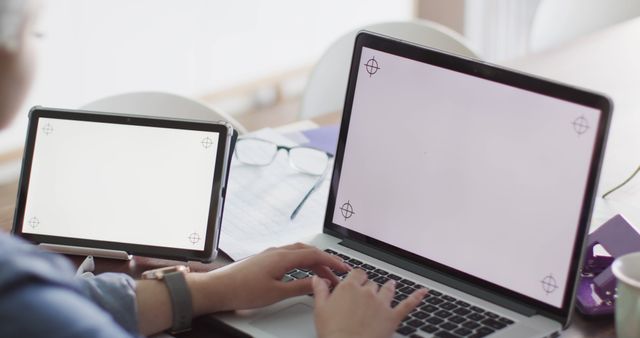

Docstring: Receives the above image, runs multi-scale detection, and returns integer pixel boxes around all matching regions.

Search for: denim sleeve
[0,282,136,338]
[75,272,140,336]
[0,233,142,338]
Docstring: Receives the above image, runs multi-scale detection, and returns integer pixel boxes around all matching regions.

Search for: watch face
[141,265,190,280]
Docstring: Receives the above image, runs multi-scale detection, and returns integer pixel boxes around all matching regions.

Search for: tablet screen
[15,109,231,260]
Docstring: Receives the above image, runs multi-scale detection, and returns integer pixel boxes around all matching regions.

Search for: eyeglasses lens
[235,139,278,165]
[289,147,329,175]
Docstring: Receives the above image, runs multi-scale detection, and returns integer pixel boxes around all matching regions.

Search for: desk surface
[3,17,639,338]
[0,185,613,338]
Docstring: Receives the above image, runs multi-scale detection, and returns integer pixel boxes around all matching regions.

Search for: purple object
[301,124,339,155]
[576,214,640,317]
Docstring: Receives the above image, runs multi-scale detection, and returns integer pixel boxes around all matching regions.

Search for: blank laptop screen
[332,47,601,308]
[21,118,219,251]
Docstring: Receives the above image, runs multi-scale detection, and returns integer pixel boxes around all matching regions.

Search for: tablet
[12,107,237,262]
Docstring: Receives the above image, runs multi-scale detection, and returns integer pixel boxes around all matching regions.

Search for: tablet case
[13,107,237,262]
[212,127,238,258]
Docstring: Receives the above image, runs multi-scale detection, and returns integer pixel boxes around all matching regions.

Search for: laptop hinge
[339,238,538,317]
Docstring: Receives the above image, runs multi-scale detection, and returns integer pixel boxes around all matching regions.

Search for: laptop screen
[331,43,606,310]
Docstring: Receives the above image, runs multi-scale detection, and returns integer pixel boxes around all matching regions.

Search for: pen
[290,169,329,220]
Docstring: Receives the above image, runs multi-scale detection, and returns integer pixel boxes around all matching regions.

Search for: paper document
[220,128,331,260]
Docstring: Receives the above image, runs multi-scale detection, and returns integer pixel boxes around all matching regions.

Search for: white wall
[464,0,541,62]
[1,0,413,152]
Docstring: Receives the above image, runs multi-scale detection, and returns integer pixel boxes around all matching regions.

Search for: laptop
[211,31,612,338]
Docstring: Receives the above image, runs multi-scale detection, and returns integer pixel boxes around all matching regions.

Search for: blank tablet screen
[21,116,220,251]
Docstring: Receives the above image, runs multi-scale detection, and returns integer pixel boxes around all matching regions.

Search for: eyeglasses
[602,165,640,199]
[234,137,333,219]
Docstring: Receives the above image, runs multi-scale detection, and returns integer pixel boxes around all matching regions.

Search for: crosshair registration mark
[188,232,201,244]
[364,56,380,77]
[541,274,558,294]
[572,115,589,135]
[340,201,355,221]
[28,217,40,229]
[201,137,213,148]
[42,123,54,135]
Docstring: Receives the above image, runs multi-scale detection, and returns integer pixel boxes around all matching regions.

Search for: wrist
[140,265,193,333]
[185,270,233,316]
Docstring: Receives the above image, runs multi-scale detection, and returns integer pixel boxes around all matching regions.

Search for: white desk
[505,17,640,232]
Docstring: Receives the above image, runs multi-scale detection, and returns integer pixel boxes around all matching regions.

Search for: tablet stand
[40,243,132,260]
[576,214,640,317]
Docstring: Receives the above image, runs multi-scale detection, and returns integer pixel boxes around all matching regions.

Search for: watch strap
[164,271,193,333]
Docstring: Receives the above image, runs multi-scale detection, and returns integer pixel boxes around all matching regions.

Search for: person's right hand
[312,269,428,338]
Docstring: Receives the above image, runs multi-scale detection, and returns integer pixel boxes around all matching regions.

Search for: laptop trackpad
[251,303,316,338]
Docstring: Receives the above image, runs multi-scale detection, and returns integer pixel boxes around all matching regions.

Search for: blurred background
[2,0,639,159]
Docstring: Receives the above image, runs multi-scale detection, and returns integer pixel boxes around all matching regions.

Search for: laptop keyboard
[282,248,515,338]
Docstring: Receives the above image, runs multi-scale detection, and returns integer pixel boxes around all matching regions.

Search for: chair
[530,0,640,53]
[81,91,247,134]
[299,20,479,120]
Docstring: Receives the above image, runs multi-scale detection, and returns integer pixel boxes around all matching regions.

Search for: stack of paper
[220,128,331,261]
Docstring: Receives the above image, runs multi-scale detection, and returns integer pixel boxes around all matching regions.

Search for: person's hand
[188,243,351,315]
[313,269,428,338]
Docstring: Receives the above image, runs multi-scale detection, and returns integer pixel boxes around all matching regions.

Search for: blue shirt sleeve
[0,233,142,338]
[0,282,136,338]
[76,272,139,335]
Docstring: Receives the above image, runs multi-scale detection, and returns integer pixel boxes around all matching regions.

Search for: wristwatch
[142,265,192,333]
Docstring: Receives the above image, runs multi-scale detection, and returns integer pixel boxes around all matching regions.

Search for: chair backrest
[81,91,247,134]
[530,0,640,53]
[299,20,479,120]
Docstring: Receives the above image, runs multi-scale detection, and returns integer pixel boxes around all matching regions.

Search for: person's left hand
[187,243,351,315]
